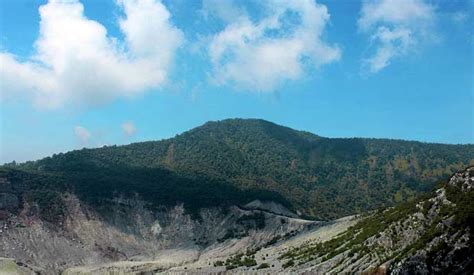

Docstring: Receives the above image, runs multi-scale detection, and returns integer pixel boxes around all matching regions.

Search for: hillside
[163,167,474,274]
[5,119,474,220]
[9,118,474,219]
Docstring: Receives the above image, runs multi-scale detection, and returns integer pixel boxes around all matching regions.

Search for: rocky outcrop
[448,166,474,191]
[391,166,474,274]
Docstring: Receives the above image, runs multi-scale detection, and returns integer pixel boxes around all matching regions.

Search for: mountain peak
[178,118,321,149]
[189,118,298,134]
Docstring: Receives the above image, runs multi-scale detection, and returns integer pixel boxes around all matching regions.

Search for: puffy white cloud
[0,53,58,105]
[121,121,136,137]
[118,0,183,67]
[74,126,91,145]
[207,0,341,92]
[0,0,183,109]
[358,0,436,73]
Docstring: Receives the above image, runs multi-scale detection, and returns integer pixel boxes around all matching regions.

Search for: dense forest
[3,119,473,220]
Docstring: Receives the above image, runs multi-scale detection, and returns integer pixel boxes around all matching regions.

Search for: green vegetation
[445,184,474,229]
[0,168,67,223]
[282,260,294,268]
[213,261,224,267]
[3,119,473,220]
[224,253,257,270]
[257,263,270,269]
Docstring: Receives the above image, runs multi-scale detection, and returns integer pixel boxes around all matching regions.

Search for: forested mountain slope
[10,119,474,219]
[7,118,474,219]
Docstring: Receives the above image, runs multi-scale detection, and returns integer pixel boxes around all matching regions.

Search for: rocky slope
[0,178,315,274]
[166,167,472,274]
[60,216,356,274]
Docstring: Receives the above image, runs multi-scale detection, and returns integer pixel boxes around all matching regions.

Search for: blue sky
[0,0,473,163]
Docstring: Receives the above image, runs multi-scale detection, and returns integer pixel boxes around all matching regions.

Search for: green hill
[5,118,474,220]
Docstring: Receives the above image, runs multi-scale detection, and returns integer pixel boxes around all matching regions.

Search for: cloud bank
[207,0,341,92]
[358,0,436,73]
[0,0,183,109]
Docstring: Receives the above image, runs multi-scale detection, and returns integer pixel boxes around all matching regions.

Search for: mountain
[8,118,474,219]
[1,119,473,274]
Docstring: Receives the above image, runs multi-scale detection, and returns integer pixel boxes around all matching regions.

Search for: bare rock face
[0,191,313,274]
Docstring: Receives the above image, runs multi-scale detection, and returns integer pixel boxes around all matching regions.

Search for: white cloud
[0,0,183,109]
[207,0,341,92]
[365,26,414,73]
[358,0,436,73]
[121,121,136,137]
[74,126,91,145]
